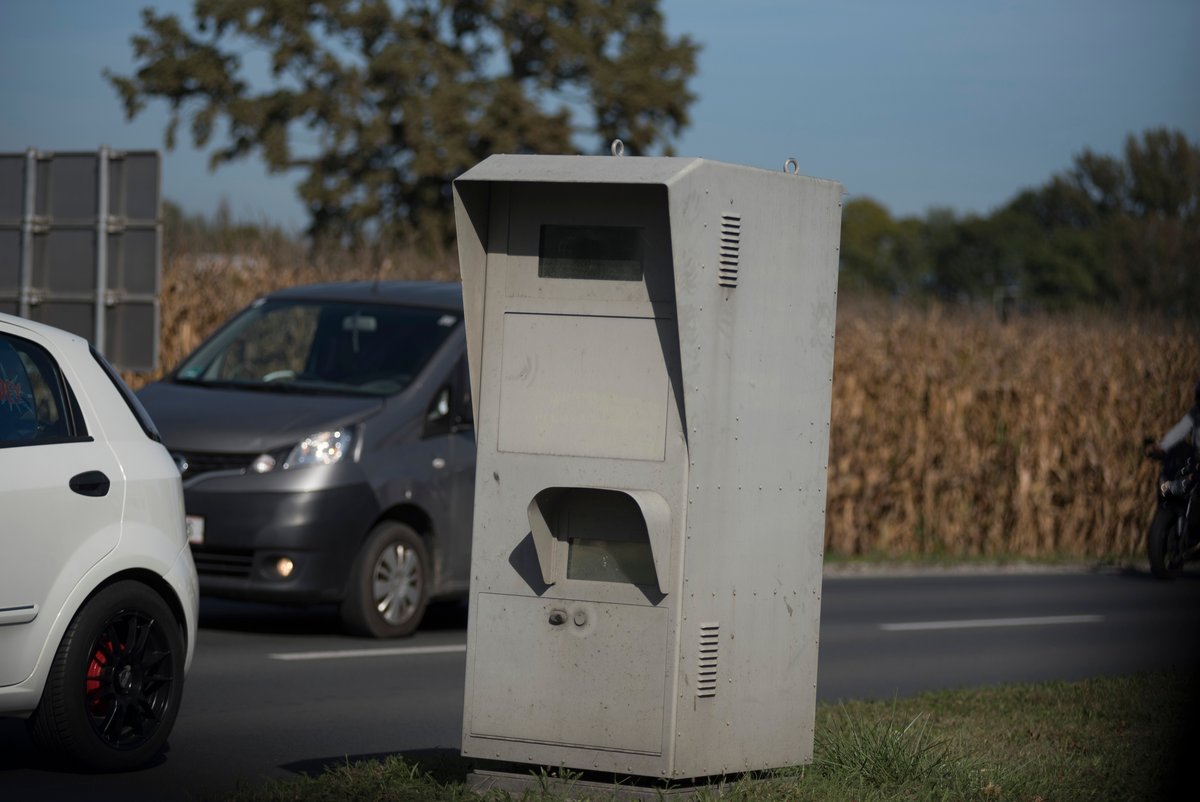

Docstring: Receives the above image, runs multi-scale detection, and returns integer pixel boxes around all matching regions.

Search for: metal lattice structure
[0,147,161,372]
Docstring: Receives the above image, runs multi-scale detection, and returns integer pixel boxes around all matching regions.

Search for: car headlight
[282,429,354,469]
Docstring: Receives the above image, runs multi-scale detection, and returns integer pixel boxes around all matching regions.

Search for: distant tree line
[111,4,1195,312]
[161,197,295,255]
[840,128,1199,313]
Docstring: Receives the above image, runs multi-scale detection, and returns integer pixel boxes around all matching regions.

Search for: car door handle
[69,470,110,498]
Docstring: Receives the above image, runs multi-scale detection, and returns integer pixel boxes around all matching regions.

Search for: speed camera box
[453,154,842,779]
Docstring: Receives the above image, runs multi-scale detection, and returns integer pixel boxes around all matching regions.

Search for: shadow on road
[1111,565,1200,585]
[198,598,469,636]
[0,718,172,773]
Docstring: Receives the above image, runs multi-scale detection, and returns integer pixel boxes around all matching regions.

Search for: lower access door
[469,592,669,755]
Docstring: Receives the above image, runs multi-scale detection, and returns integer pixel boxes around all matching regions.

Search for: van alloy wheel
[341,521,430,638]
[373,541,424,625]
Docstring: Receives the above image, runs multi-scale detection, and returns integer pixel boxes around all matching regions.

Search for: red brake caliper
[86,640,119,714]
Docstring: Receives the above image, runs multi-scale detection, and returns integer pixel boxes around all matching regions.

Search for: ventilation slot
[718,214,741,288]
[696,622,720,698]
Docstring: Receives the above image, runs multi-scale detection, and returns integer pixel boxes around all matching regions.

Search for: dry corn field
[139,254,1198,560]
[828,301,1198,560]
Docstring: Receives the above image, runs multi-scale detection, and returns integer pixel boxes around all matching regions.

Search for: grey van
[137,281,474,637]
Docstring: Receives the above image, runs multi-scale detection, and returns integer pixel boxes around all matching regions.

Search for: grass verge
[223,672,1196,802]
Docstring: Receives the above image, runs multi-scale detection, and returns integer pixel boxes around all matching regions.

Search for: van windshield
[172,299,459,397]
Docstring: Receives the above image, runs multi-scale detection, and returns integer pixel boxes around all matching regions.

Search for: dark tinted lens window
[539,225,645,281]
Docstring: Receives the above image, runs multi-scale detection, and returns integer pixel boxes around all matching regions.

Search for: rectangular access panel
[0,148,162,371]
[454,155,843,780]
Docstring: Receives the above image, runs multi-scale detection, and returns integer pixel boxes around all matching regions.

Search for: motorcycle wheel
[1148,505,1186,580]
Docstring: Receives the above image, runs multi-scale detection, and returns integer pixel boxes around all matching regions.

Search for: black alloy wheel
[30,581,185,771]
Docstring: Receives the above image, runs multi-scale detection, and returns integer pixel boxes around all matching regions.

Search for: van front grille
[192,548,254,578]
[174,451,251,480]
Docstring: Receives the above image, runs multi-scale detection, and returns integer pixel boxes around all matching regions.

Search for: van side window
[0,334,86,447]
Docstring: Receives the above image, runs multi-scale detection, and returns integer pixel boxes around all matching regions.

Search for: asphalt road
[3,569,1199,801]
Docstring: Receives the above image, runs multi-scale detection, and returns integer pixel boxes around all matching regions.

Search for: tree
[840,197,901,294]
[1001,129,1199,311]
[1118,130,1200,311]
[107,0,699,248]
[1124,128,1200,221]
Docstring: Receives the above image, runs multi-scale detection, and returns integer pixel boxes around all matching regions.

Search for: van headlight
[282,429,354,469]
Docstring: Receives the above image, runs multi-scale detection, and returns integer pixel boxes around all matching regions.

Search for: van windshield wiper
[256,382,382,397]
[171,377,243,389]
[171,375,385,397]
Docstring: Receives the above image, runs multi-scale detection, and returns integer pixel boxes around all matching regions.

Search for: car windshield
[172,299,459,397]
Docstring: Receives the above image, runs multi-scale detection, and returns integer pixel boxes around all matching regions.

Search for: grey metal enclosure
[454,154,842,780]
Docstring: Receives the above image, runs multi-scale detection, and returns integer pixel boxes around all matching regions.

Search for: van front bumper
[185,482,379,604]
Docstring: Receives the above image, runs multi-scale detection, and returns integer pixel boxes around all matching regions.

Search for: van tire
[341,522,430,638]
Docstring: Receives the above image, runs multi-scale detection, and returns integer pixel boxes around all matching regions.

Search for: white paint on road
[269,644,467,661]
[880,614,1103,632]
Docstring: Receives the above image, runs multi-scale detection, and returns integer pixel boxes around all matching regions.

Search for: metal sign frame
[0,147,161,372]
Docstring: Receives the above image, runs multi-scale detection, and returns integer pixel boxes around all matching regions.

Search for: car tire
[29,580,185,771]
[341,521,430,638]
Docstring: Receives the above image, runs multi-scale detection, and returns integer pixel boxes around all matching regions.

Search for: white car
[0,313,198,771]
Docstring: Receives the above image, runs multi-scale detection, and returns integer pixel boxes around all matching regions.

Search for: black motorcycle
[1145,440,1198,579]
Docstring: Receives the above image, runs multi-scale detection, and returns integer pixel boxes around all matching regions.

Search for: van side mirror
[423,386,453,438]
[427,387,451,422]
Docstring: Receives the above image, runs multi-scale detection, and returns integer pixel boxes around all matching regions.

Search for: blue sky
[1,1,1196,231]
